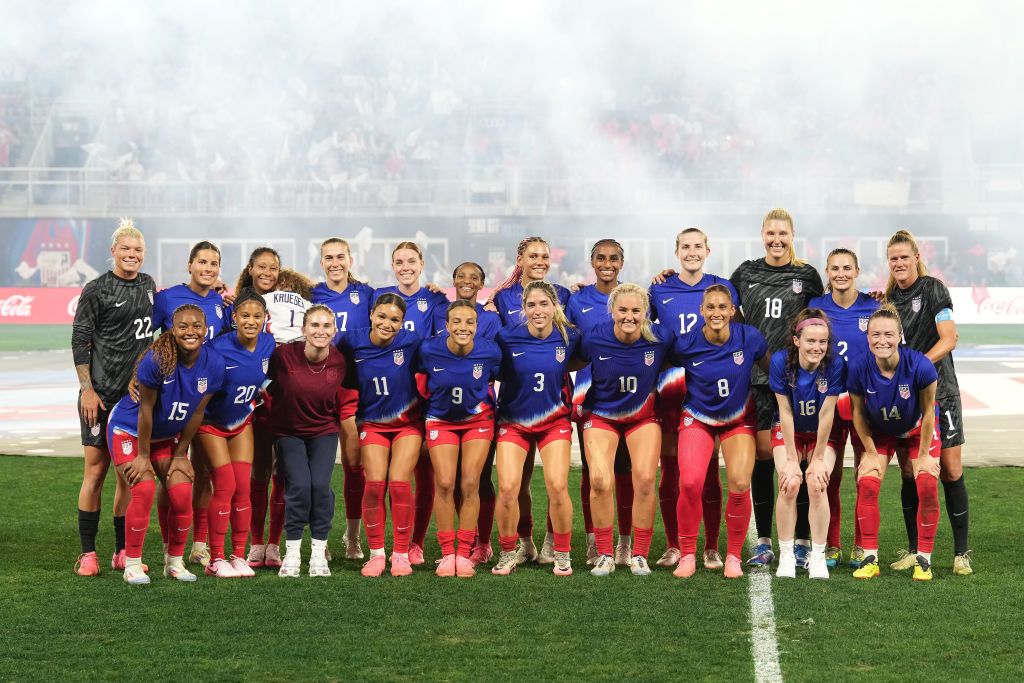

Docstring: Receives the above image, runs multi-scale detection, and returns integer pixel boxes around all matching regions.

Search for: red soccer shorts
[873,424,941,459]
[770,420,845,454]
[338,387,358,421]
[497,418,573,451]
[108,429,176,466]
[358,420,425,449]
[581,412,660,439]
[426,414,496,448]
[198,416,252,439]
[678,405,756,443]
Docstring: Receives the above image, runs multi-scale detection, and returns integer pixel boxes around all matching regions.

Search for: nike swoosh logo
[163,378,175,384]
[598,356,611,361]
[692,361,704,366]
[355,358,366,362]
[432,367,445,372]
[512,352,525,357]
[478,427,490,433]
[726,514,744,519]
[507,309,520,315]
[947,431,958,437]
[953,510,967,517]
[226,365,239,370]
[559,429,571,434]
[115,300,127,307]
[662,298,674,304]
[866,389,876,394]
[921,523,935,527]
[748,284,758,289]
[366,523,381,529]
[218,510,229,515]
[131,526,146,532]
[176,527,190,532]
[582,307,593,313]
[234,507,249,513]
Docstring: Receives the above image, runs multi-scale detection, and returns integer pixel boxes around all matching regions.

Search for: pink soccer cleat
[673,554,697,579]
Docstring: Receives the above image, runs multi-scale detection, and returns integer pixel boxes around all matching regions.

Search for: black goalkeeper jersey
[71,271,156,404]
[729,258,824,385]
[888,275,960,399]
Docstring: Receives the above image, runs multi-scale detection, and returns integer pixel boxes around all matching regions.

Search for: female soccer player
[198,289,276,578]
[808,248,878,568]
[267,305,347,577]
[577,283,673,576]
[106,304,224,584]
[649,227,739,570]
[669,284,769,579]
[419,301,502,577]
[729,209,823,569]
[492,281,579,577]
[848,305,941,581]
[311,237,375,559]
[73,220,157,576]
[884,230,971,576]
[769,310,844,580]
[566,239,634,566]
[337,294,425,577]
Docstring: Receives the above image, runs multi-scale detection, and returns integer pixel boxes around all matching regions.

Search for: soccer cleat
[824,546,842,569]
[590,554,615,576]
[264,544,283,569]
[953,552,974,576]
[703,549,724,570]
[853,555,880,579]
[808,553,829,580]
[343,535,364,560]
[229,555,256,577]
[205,558,242,578]
[889,549,917,571]
[390,553,413,577]
[455,555,476,578]
[516,537,539,564]
[491,550,518,576]
[408,544,425,566]
[912,555,933,582]
[469,542,493,566]
[848,546,865,569]
[122,563,151,585]
[747,543,775,567]
[361,554,386,577]
[164,559,198,582]
[246,544,266,568]
[793,544,810,570]
[436,554,457,578]
[538,532,555,565]
[629,555,652,576]
[188,543,211,568]
[111,550,149,572]
[75,551,100,577]
[776,554,797,579]
[724,555,744,579]
[673,554,697,579]
[278,553,301,578]
[308,558,331,578]
[585,535,599,566]
[614,537,632,566]
[552,550,573,576]
[656,547,681,568]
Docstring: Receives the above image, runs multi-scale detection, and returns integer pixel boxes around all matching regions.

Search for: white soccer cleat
[656,547,681,568]
[308,558,331,577]
[164,557,198,582]
[516,537,539,564]
[629,555,652,576]
[343,535,365,560]
[229,555,256,577]
[247,544,266,568]
[808,553,829,580]
[188,543,211,568]
[278,552,301,578]
[538,532,555,565]
[590,554,615,577]
[776,553,797,579]
[703,549,724,570]
[122,562,150,585]
[585,534,599,565]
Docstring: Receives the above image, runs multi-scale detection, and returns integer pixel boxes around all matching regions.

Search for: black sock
[752,459,775,539]
[900,476,919,553]
[942,476,970,555]
[78,509,100,554]
[795,482,810,541]
[113,515,126,553]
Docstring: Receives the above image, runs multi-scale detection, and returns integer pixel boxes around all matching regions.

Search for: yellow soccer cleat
[953,552,974,576]
[912,555,933,582]
[853,555,880,579]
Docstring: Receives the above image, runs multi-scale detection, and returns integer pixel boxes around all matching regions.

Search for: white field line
[747,520,783,683]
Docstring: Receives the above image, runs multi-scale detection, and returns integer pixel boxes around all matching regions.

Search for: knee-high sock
[437,529,456,556]
[166,482,194,557]
[659,454,679,549]
[412,457,433,548]
[752,458,775,539]
[250,478,268,545]
[917,473,941,554]
[125,479,156,559]
[856,476,881,552]
[267,470,286,546]
[702,457,722,550]
[390,481,414,554]
[456,528,476,558]
[676,427,715,555]
[192,506,209,544]
[794,478,811,541]
[207,464,235,561]
[900,476,919,552]
[826,471,842,548]
[594,525,614,556]
[342,461,365,521]
[580,469,593,534]
[229,462,252,558]
[633,526,653,559]
[942,475,970,555]
[725,492,752,559]
[615,472,634,537]
[113,515,126,553]
[363,481,387,551]
[79,509,100,554]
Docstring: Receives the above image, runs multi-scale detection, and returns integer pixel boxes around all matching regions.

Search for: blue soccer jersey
[153,284,228,341]
[495,281,571,327]
[577,321,673,421]
[204,331,276,430]
[417,336,502,422]
[432,302,503,341]
[495,324,580,427]
[371,285,448,339]
[671,323,768,426]
[107,344,225,442]
[311,281,374,333]
[808,291,879,364]
[767,349,845,433]
[847,347,938,438]
[566,284,615,405]
[337,327,423,425]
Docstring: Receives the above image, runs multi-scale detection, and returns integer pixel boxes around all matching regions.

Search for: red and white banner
[0,287,81,324]
[950,286,1024,325]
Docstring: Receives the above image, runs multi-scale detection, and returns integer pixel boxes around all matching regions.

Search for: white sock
[779,539,794,557]
[758,536,772,547]
[167,555,184,566]
[311,538,327,562]
[864,548,878,559]
[917,551,932,562]
[393,551,409,560]
[586,532,596,545]
[811,543,826,557]
[284,539,301,560]
[191,541,207,552]
[126,556,143,569]
[370,547,385,557]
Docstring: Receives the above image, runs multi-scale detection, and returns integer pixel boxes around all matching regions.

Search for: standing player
[649,227,739,570]
[337,294,425,577]
[669,285,770,579]
[198,290,275,578]
[769,310,844,580]
[419,301,502,577]
[72,218,156,576]
[492,282,579,577]
[808,248,878,568]
[577,283,673,576]
[884,230,972,575]
[106,304,224,584]
[730,209,823,568]
[848,305,942,581]
[312,237,375,559]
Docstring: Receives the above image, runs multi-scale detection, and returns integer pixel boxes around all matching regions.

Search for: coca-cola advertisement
[0,288,81,324]
[952,286,1024,325]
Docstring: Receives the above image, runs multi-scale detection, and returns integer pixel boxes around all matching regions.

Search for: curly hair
[133,303,206,383]
[235,247,281,294]
[275,268,314,301]
[784,308,833,389]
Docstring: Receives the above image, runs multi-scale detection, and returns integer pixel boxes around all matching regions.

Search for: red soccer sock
[827,473,842,548]
[615,472,634,536]
[916,473,940,553]
[268,471,285,546]
[633,526,653,559]
[580,470,594,533]
[499,534,518,553]
[412,457,434,548]
[192,506,209,545]
[390,481,413,554]
[363,481,387,551]
[250,479,268,545]
[856,476,881,551]
[437,529,456,556]
[207,464,235,561]
[126,479,156,558]
[659,455,679,549]
[702,458,722,551]
[594,525,614,556]
[553,530,571,553]
[456,529,476,558]
[477,495,496,547]
[229,461,252,558]
[342,461,365,520]
[167,482,194,557]
[725,491,752,559]
[157,501,170,546]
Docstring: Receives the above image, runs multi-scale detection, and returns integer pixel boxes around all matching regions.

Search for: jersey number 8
[717,378,729,397]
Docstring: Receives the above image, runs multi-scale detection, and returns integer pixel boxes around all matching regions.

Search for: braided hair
[488,236,549,304]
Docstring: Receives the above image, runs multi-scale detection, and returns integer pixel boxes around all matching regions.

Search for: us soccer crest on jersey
[393,349,404,366]
[556,346,566,362]
[645,350,655,366]
[262,357,269,373]
[859,316,869,332]
[912,296,922,313]
[473,363,483,379]
[792,279,803,294]
[733,350,744,365]
[899,383,911,399]
[817,376,829,394]
[198,377,208,393]
[417,299,427,312]
[350,291,360,304]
